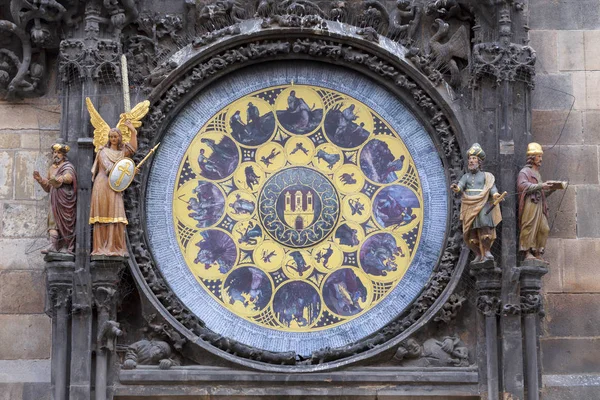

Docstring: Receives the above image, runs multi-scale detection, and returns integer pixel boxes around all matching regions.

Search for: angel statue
[86,98,150,257]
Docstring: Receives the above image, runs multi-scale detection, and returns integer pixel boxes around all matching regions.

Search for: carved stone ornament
[123,23,466,371]
[476,295,501,317]
[122,339,181,370]
[434,292,466,323]
[393,335,470,367]
[470,7,536,88]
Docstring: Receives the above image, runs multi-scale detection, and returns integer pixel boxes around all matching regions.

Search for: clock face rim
[145,61,449,357]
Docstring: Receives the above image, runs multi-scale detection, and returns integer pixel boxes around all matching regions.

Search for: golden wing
[117,100,150,144]
[85,97,110,152]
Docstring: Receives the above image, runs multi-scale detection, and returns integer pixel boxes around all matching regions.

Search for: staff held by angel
[86,98,150,257]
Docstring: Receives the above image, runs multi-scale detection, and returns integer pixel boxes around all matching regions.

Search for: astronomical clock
[146,63,448,356]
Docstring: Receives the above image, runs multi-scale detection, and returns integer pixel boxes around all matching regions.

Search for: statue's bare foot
[524,251,537,260]
[484,251,494,261]
[472,254,483,263]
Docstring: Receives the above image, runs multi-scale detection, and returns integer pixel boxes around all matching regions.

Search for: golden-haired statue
[86,98,150,257]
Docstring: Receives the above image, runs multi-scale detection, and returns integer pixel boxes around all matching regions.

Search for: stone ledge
[117,366,479,399]
[120,366,478,384]
[544,374,600,387]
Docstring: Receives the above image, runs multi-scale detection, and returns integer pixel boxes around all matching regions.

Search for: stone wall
[0,94,59,399]
[529,0,600,398]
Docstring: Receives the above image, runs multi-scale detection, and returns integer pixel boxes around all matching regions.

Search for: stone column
[91,258,125,400]
[470,259,502,400]
[45,255,75,400]
[519,260,548,400]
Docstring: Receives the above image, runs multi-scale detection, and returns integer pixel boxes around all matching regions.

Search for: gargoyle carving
[122,339,181,370]
[393,336,470,367]
[198,0,246,32]
[357,1,389,33]
[389,0,422,46]
[426,18,470,86]
[425,0,472,21]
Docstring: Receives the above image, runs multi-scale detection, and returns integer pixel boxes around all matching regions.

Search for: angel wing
[85,97,110,153]
[116,100,150,144]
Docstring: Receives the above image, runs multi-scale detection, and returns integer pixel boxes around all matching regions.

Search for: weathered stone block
[532,74,574,110]
[0,132,21,149]
[576,186,600,238]
[20,131,60,150]
[584,30,600,70]
[542,338,600,374]
[583,112,600,144]
[563,239,600,292]
[543,385,600,400]
[532,110,583,145]
[540,145,599,185]
[0,383,23,400]
[530,0,600,30]
[544,294,600,337]
[530,30,558,74]
[0,360,51,383]
[586,71,600,109]
[547,184,577,238]
[0,105,60,131]
[15,152,48,201]
[22,383,51,400]
[0,315,51,359]
[0,151,14,200]
[571,71,587,110]
[542,238,563,293]
[0,239,46,271]
[1,203,47,238]
[0,271,45,314]
[558,31,585,71]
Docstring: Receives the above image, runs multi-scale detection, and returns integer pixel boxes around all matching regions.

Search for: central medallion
[258,167,339,248]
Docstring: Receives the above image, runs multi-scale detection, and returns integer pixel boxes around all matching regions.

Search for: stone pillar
[471,259,502,400]
[519,260,548,400]
[91,258,125,400]
[45,255,75,400]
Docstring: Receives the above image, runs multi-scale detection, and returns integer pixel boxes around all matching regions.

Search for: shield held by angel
[85,97,150,257]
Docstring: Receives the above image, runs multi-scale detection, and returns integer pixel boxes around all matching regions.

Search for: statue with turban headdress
[451,143,503,262]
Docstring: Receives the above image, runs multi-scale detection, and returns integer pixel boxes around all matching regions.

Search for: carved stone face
[533,154,543,168]
[149,343,169,361]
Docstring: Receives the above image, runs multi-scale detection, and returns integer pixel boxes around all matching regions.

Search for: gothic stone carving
[393,336,470,367]
[125,33,464,367]
[434,292,466,323]
[470,7,536,88]
[122,339,181,370]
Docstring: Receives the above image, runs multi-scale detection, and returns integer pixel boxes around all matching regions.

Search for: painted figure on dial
[86,98,150,257]
[33,143,77,254]
[451,144,503,262]
[518,142,565,261]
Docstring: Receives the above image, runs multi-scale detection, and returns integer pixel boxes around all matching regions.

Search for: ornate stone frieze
[0,0,79,99]
[470,7,536,88]
[434,292,467,323]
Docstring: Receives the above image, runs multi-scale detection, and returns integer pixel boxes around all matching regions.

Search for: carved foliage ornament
[124,33,464,368]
